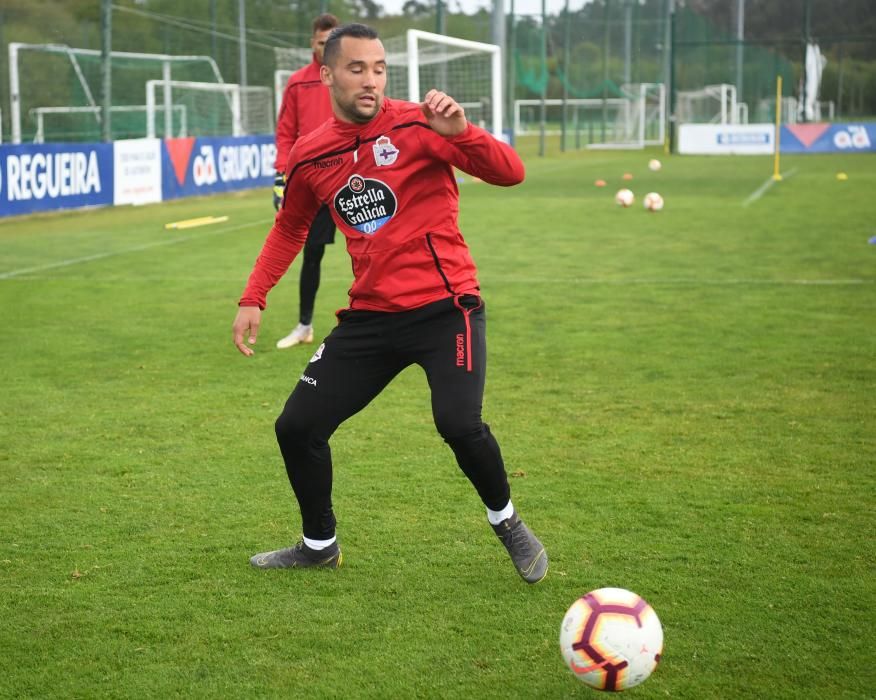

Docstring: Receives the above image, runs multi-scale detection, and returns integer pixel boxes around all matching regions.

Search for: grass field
[1,142,875,698]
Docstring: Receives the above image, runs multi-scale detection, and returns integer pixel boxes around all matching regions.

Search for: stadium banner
[780,123,876,153]
[0,142,114,217]
[678,124,775,155]
[114,138,162,206]
[161,135,276,200]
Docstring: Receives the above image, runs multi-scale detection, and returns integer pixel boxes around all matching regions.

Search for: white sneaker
[276,323,314,349]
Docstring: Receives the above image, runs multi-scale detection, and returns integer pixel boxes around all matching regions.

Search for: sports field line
[0,218,271,281]
[494,276,871,286]
[5,275,871,286]
[743,168,799,207]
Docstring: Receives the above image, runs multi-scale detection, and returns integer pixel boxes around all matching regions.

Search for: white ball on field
[615,188,634,207]
[643,192,664,211]
[648,158,662,171]
[560,587,663,692]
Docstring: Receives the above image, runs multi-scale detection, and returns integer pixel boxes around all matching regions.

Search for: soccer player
[272,13,340,350]
[233,23,547,584]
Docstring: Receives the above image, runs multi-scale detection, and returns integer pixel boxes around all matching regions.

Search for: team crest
[309,343,325,363]
[372,136,399,167]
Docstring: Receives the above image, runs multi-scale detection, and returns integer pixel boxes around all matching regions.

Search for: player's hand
[233,305,262,356]
[272,171,285,211]
[421,89,466,137]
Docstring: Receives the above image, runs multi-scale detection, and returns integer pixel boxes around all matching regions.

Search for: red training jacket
[241,97,525,313]
[272,56,333,172]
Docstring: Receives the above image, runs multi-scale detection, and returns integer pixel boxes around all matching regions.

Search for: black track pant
[274,295,511,540]
[298,205,335,326]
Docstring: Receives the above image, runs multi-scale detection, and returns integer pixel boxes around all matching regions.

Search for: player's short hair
[323,24,380,67]
[312,13,339,35]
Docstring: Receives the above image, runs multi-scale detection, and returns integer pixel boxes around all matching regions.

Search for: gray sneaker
[491,513,548,584]
[250,539,342,569]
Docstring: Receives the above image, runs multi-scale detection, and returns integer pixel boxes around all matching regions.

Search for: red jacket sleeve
[273,80,300,172]
[239,165,320,309]
[430,122,525,186]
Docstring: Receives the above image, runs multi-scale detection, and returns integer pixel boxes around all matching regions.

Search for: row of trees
[1,0,874,142]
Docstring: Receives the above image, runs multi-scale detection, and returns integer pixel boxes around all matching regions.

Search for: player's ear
[320,64,333,87]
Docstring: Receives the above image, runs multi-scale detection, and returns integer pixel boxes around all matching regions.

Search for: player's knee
[302,243,325,267]
[436,415,489,447]
[275,407,317,448]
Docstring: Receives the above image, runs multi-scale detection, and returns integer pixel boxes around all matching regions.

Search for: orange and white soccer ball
[648,158,662,172]
[615,189,634,207]
[643,192,664,212]
[560,587,663,692]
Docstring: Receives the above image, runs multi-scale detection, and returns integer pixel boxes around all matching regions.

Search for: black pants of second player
[298,205,335,326]
[274,295,512,540]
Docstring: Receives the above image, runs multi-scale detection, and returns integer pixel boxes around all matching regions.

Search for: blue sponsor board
[0,142,114,217]
[162,135,276,200]
[781,123,876,153]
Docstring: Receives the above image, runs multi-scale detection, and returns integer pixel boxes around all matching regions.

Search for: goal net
[31,105,187,144]
[515,83,664,149]
[676,84,739,125]
[145,80,273,138]
[274,29,502,137]
[8,42,222,143]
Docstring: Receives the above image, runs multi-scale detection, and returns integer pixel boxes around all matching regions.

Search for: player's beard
[336,91,382,124]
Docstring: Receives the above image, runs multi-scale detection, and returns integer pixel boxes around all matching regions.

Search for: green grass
[1,144,875,698]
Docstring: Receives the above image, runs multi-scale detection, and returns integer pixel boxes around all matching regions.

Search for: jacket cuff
[445,122,475,143]
[239,297,265,310]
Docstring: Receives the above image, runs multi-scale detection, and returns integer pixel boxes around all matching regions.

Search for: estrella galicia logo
[333,174,397,235]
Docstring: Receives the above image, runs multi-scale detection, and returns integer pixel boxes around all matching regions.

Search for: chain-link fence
[508,0,876,149]
[2,1,874,145]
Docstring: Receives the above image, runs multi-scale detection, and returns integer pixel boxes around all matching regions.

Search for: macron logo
[300,374,317,386]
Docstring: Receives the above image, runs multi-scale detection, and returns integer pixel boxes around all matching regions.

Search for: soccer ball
[648,159,662,171]
[559,587,663,692]
[643,192,664,212]
[615,189,634,207]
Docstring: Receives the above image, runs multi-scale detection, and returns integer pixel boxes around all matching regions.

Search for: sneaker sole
[275,337,314,349]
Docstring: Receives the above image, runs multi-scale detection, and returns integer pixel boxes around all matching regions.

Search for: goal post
[587,83,666,149]
[676,84,739,125]
[514,83,664,149]
[145,80,272,138]
[8,42,223,144]
[405,30,502,138]
[31,104,187,143]
[274,30,504,139]
[274,70,292,119]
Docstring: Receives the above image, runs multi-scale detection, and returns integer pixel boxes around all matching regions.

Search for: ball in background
[559,587,663,692]
[648,159,662,171]
[643,192,664,212]
[615,188,634,207]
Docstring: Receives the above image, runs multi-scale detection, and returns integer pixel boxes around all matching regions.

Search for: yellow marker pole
[773,75,783,181]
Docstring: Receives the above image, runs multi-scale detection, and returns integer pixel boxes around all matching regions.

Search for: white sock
[487,500,514,526]
[303,535,336,551]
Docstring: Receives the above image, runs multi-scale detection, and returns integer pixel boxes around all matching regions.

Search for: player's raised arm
[420,89,467,137]
[421,90,525,187]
